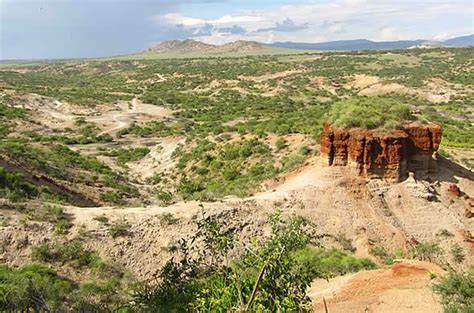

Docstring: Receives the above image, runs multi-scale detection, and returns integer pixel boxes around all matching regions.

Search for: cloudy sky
[1,0,473,60]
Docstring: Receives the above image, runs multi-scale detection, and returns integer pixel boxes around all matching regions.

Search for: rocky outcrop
[321,122,442,181]
[448,184,462,197]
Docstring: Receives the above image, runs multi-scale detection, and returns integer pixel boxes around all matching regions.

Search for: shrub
[0,167,39,201]
[433,270,474,313]
[46,205,72,234]
[31,241,98,268]
[0,264,72,311]
[291,247,376,279]
[281,153,306,172]
[451,244,465,263]
[100,191,124,204]
[275,138,286,151]
[158,213,180,226]
[157,190,173,205]
[129,212,376,312]
[105,147,150,166]
[93,214,109,225]
[109,220,130,238]
[409,242,443,262]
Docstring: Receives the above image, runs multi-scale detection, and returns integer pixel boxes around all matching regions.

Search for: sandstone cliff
[321,122,442,181]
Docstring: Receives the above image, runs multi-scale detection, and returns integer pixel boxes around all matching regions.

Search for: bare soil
[309,261,445,313]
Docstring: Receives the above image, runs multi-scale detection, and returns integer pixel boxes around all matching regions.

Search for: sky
[1,0,473,60]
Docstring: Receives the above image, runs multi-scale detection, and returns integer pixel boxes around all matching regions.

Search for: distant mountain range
[269,34,474,51]
[133,35,473,60]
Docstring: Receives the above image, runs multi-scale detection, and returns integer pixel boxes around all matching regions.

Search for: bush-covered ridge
[327,97,414,130]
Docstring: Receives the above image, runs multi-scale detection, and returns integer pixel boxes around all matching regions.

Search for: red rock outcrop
[321,122,442,181]
[448,184,462,197]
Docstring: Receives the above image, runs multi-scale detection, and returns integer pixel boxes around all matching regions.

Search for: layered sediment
[320,122,442,181]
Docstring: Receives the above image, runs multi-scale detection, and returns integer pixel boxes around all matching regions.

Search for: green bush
[451,244,465,263]
[130,212,376,312]
[328,97,413,129]
[433,270,474,313]
[32,241,99,268]
[275,138,286,151]
[409,242,443,262]
[100,191,124,204]
[0,264,72,311]
[0,166,39,201]
[104,147,150,166]
[291,247,376,279]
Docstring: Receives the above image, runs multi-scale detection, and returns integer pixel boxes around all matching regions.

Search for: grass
[4,242,133,311]
[0,263,73,311]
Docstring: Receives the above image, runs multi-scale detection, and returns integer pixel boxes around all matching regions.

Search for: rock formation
[320,122,442,181]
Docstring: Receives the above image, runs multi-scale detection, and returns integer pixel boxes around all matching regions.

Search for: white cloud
[160,13,206,26]
[152,0,472,44]
[377,27,405,41]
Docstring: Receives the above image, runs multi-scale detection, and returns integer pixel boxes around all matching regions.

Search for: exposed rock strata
[321,122,442,181]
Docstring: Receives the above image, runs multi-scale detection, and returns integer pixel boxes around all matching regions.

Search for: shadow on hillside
[428,156,474,184]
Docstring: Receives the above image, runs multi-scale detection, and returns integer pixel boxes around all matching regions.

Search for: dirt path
[309,261,445,313]
[97,98,137,136]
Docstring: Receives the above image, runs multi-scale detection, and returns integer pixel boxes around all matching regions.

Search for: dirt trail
[92,97,173,136]
[97,98,137,136]
[309,261,445,313]
[19,94,173,136]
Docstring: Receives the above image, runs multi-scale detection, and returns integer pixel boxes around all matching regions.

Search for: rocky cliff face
[321,122,442,181]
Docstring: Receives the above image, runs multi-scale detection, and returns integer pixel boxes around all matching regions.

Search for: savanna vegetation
[0,47,472,311]
[0,47,472,203]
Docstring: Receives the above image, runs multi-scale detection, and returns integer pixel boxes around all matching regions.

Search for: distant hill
[270,39,425,51]
[146,39,215,53]
[145,39,265,54]
[112,35,473,60]
[269,34,473,51]
[442,34,474,47]
[114,39,304,60]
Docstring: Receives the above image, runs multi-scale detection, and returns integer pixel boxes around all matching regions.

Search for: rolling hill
[114,39,306,60]
[117,35,473,60]
[269,34,473,51]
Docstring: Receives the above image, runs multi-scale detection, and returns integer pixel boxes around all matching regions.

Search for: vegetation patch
[328,97,413,129]
[129,212,376,311]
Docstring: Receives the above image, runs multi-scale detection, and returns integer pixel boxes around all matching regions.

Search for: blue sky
[1,0,473,60]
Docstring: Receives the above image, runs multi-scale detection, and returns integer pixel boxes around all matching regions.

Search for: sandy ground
[127,136,185,182]
[92,98,173,136]
[16,94,173,136]
[309,261,445,313]
[345,74,468,103]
